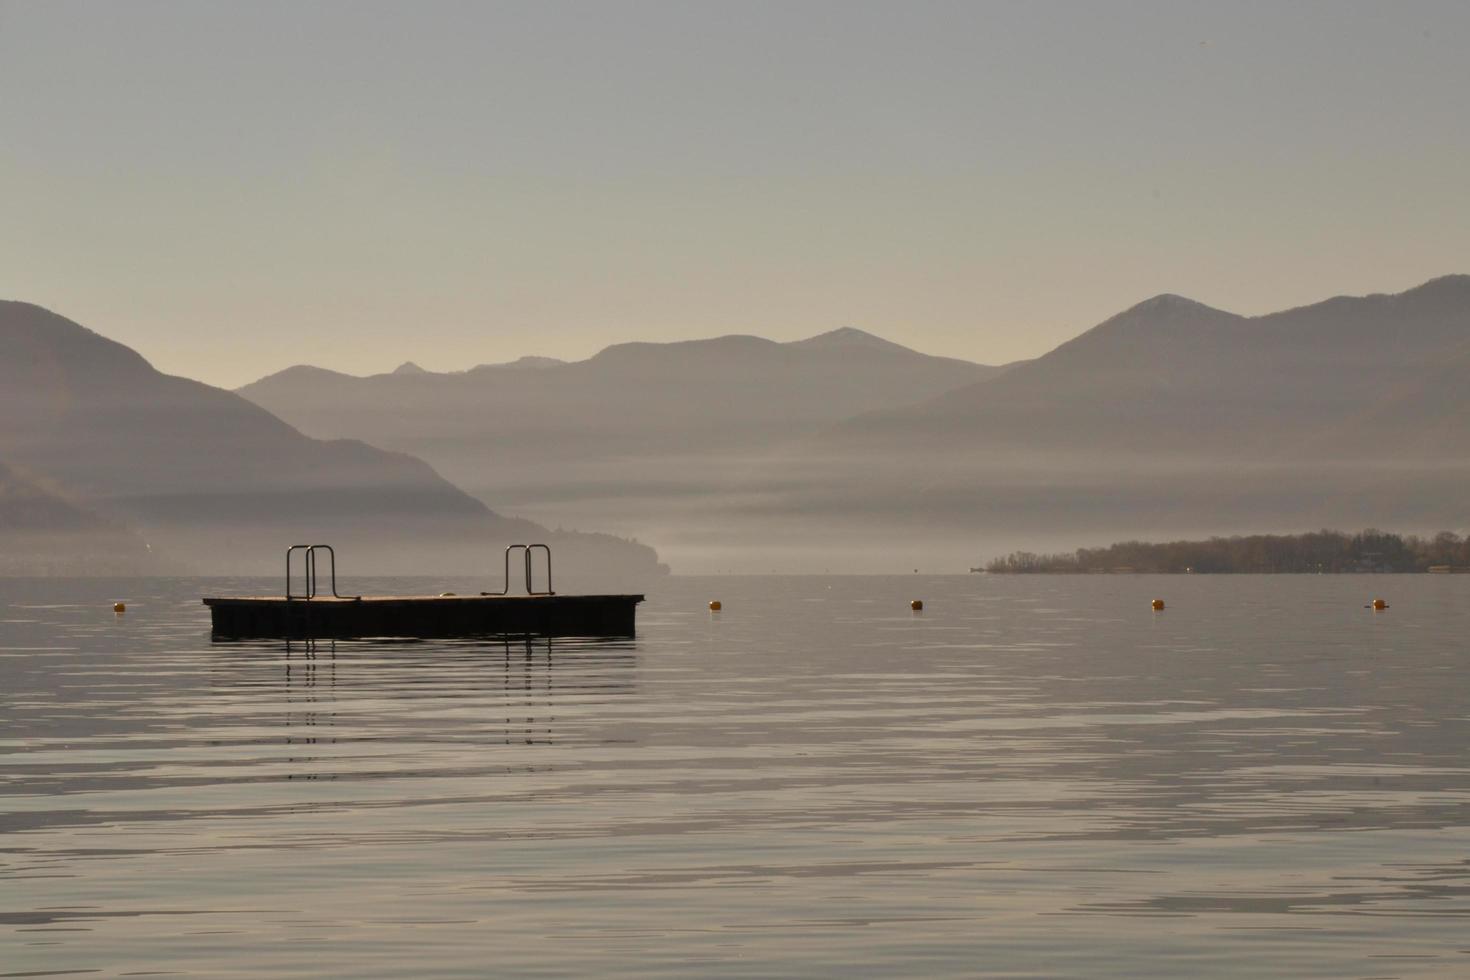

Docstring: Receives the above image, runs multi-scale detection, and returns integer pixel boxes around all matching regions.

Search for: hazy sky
[3,0,1467,387]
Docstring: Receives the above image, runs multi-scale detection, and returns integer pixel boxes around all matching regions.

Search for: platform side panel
[207,596,642,639]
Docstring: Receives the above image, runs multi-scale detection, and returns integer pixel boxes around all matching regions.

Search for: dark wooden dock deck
[203,593,644,639]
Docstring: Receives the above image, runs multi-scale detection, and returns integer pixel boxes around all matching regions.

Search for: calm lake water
[3,574,1469,978]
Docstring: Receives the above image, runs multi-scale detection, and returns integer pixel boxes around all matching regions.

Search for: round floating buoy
[439,592,457,597]
[911,599,923,611]
[709,600,721,611]
[1370,598,1388,610]
[113,601,126,614]
[1151,598,1165,611]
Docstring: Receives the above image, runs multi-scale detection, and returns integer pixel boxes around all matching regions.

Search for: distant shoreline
[984,529,1470,575]
[979,568,1469,575]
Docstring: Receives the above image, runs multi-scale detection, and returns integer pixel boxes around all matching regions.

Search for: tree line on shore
[986,529,1470,574]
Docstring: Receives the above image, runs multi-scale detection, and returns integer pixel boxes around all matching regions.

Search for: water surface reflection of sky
[3,574,1468,976]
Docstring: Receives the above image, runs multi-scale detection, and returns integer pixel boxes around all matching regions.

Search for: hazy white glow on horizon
[2,0,1467,386]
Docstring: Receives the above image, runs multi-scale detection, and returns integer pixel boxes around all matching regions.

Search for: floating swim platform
[203,592,643,639]
[203,542,643,639]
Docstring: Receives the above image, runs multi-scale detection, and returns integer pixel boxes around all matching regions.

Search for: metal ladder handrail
[481,543,555,596]
[480,543,526,596]
[526,543,554,595]
[286,544,361,600]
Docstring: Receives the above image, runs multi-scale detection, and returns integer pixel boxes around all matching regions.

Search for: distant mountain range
[779,275,1470,560]
[241,326,1000,457]
[7,275,1466,576]
[827,275,1470,459]
[0,302,664,581]
[236,277,1470,571]
[238,327,1005,551]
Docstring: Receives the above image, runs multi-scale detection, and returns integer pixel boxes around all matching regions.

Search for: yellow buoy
[911,599,923,611]
[709,600,721,611]
[1371,598,1387,610]
[1151,598,1165,611]
[113,601,126,613]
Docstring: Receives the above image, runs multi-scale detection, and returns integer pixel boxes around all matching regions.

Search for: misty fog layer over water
[3,575,1469,977]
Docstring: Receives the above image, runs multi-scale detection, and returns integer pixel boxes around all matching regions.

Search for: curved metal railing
[481,543,554,596]
[286,544,361,600]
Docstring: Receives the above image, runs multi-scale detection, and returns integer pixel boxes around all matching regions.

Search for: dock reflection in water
[2,574,1469,977]
[203,633,642,781]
